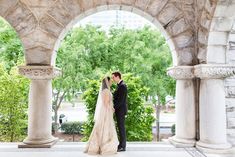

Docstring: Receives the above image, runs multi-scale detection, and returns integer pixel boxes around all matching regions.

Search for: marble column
[195,64,234,152]
[18,66,61,148]
[167,66,196,147]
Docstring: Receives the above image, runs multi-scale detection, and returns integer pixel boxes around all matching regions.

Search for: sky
[74,10,156,31]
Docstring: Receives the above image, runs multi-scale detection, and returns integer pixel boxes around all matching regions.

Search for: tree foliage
[0,17,24,71]
[52,25,110,129]
[0,17,28,142]
[55,25,175,105]
[0,64,29,142]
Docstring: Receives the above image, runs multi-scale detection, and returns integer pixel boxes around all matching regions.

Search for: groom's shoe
[117,148,126,152]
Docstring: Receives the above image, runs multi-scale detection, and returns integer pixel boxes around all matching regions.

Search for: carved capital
[194,64,235,79]
[167,66,194,80]
[18,66,61,80]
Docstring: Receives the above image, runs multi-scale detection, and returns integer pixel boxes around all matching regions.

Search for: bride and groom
[84,72,128,155]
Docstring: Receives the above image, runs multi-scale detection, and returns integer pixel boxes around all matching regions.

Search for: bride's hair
[102,76,110,90]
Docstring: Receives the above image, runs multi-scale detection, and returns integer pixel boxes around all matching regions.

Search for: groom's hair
[112,71,122,79]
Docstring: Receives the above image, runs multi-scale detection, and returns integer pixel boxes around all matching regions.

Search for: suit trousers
[115,110,126,149]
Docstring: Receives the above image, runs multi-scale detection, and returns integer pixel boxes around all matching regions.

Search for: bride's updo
[102,77,110,90]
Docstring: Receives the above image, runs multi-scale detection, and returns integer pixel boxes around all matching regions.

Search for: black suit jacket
[113,80,128,115]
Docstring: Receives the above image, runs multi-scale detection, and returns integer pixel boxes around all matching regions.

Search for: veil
[94,77,110,122]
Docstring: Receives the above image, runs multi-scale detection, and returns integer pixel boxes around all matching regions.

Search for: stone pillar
[167,66,196,147]
[18,66,61,148]
[195,64,234,152]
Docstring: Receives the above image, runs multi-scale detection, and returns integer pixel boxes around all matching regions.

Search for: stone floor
[0,142,234,157]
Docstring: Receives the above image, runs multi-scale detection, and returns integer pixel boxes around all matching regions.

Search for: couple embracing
[84,72,128,155]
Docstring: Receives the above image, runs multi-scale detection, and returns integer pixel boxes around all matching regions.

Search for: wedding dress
[84,80,119,155]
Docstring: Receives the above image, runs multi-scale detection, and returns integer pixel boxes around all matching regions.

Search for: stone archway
[200,0,235,149]
[0,0,234,152]
[51,4,198,149]
[0,0,196,66]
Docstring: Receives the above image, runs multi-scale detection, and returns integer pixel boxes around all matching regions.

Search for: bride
[84,76,119,155]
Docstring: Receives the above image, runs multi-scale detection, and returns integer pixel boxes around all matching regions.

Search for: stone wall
[197,0,217,64]
[225,77,235,146]
[206,0,235,146]
[225,24,235,146]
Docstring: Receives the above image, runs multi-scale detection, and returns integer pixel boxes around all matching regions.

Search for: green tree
[0,17,24,71]
[0,64,29,142]
[0,17,28,142]
[56,25,175,99]
[147,50,175,141]
[82,74,155,141]
[106,26,176,141]
[52,25,109,131]
[107,26,175,97]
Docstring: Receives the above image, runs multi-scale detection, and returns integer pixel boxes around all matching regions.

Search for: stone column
[167,66,196,147]
[18,66,61,148]
[195,64,234,152]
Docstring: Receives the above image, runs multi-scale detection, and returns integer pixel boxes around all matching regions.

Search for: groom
[112,72,127,152]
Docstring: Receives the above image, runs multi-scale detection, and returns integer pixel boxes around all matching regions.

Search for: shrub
[60,121,84,134]
[82,74,155,141]
[0,64,29,142]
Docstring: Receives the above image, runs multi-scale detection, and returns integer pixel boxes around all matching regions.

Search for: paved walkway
[0,142,234,157]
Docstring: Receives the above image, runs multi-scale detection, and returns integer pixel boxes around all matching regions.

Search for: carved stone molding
[194,64,235,79]
[18,66,61,80]
[167,66,194,80]
[225,86,235,98]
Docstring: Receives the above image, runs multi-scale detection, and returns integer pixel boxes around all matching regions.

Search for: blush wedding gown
[84,89,119,155]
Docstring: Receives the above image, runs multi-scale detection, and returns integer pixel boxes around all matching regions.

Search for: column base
[196,141,232,154]
[18,136,58,148]
[169,136,195,147]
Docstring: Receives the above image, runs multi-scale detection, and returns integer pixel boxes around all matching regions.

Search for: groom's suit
[113,80,127,149]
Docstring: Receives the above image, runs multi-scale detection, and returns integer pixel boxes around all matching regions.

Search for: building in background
[74,10,155,31]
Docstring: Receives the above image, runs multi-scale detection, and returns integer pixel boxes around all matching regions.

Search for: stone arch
[0,0,37,37]
[0,0,50,65]
[196,0,218,63]
[205,0,235,64]
[198,0,235,64]
[0,0,197,66]
[52,5,178,66]
[0,1,30,59]
[46,0,197,66]
[193,0,235,151]
[207,0,235,147]
[44,1,198,150]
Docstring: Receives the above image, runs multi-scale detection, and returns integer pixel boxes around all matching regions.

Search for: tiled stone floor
[0,142,234,157]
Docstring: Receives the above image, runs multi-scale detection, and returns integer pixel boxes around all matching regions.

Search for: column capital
[167,66,194,80]
[18,66,61,80]
[194,64,235,79]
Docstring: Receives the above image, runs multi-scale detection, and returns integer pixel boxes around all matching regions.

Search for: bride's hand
[112,107,115,112]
